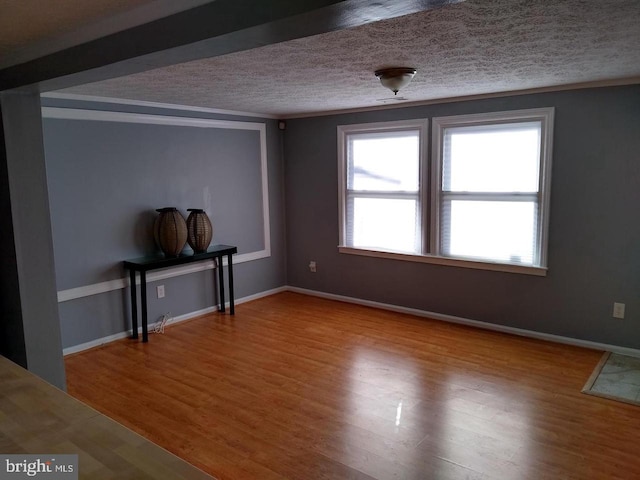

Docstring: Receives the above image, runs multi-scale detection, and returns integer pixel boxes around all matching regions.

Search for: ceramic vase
[153,207,187,256]
[186,208,213,253]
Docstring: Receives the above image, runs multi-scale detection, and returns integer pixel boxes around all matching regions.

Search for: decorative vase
[186,208,213,253]
[153,207,187,256]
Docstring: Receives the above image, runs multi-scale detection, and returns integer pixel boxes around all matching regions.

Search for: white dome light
[375,68,417,95]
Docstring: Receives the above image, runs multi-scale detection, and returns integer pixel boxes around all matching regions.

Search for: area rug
[582,352,640,406]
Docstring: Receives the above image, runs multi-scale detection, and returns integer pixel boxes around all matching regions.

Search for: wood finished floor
[65,292,640,480]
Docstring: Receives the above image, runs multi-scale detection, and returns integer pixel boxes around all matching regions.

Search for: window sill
[338,246,547,276]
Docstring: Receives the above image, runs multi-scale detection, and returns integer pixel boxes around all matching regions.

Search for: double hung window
[338,108,554,275]
[339,120,426,254]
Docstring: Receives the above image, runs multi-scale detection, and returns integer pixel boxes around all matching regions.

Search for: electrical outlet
[157,285,165,299]
[309,261,317,273]
[613,302,625,319]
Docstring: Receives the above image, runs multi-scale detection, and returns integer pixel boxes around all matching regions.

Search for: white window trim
[337,118,429,253]
[337,108,553,276]
[431,107,554,270]
[337,246,548,276]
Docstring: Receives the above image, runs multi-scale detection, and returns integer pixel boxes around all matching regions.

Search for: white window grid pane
[442,121,542,193]
[347,131,420,192]
[440,194,539,265]
[346,193,421,254]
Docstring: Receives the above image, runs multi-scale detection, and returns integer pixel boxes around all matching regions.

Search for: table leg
[217,256,226,313]
[228,253,235,315]
[141,271,148,342]
[129,269,138,339]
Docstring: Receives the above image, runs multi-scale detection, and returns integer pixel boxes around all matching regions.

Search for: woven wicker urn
[153,207,187,256]
[186,208,213,253]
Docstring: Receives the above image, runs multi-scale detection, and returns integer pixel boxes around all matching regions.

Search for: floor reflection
[395,400,403,427]
[341,347,533,478]
[436,372,532,478]
[341,347,432,478]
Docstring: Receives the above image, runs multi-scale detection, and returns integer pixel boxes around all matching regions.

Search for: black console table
[123,245,237,342]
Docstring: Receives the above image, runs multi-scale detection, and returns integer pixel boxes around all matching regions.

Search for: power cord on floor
[151,312,171,334]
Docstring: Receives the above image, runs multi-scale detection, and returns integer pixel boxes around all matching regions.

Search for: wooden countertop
[0,355,216,480]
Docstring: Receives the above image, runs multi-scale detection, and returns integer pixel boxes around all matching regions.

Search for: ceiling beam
[0,0,463,92]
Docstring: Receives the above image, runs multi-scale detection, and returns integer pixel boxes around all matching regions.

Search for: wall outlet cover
[613,302,625,319]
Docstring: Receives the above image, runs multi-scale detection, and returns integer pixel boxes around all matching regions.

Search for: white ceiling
[3,0,640,118]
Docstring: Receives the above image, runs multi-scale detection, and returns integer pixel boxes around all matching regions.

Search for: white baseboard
[63,331,133,356]
[62,286,288,356]
[63,284,640,358]
[232,286,288,305]
[286,286,640,358]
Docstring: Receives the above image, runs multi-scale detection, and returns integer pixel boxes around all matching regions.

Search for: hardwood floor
[65,292,640,479]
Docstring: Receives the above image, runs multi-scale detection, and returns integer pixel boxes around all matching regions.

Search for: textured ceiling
[56,0,640,117]
[23,1,640,117]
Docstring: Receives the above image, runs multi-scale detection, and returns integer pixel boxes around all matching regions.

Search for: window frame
[431,108,554,270]
[337,108,554,276]
[337,119,429,255]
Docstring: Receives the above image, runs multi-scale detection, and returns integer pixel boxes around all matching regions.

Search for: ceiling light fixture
[374,67,416,95]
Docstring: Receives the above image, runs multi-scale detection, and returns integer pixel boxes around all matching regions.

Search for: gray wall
[0,0,468,384]
[284,85,640,349]
[42,99,286,349]
[0,91,66,388]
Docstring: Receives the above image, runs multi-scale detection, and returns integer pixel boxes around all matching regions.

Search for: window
[339,120,426,254]
[338,108,554,275]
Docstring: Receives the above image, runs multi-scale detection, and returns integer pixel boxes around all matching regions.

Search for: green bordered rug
[583,352,640,406]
